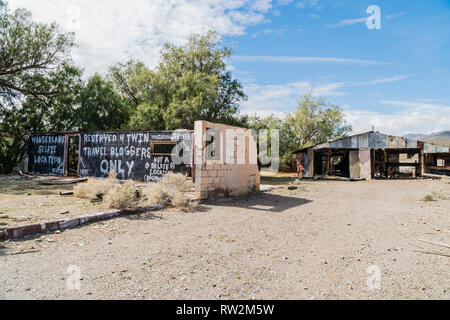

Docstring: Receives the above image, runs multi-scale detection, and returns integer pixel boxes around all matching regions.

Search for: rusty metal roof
[293,131,421,153]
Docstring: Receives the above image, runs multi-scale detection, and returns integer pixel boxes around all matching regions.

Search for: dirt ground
[0,175,166,227]
[0,175,111,226]
[0,177,449,300]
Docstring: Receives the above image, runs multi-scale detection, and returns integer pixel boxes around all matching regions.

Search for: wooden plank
[386,162,420,167]
[40,178,88,185]
[414,250,450,258]
[419,239,450,249]
[427,166,450,171]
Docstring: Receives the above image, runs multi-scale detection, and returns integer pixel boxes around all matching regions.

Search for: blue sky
[9,0,450,135]
[227,0,450,134]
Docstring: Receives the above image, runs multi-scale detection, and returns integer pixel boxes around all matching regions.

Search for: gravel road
[1,179,449,300]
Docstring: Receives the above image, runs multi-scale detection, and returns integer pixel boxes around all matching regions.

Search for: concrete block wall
[194,121,260,199]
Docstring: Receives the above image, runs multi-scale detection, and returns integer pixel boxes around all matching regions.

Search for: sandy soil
[0,178,449,300]
[0,175,113,226]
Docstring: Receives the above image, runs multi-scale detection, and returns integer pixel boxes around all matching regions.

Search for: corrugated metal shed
[300,131,419,153]
[421,142,450,153]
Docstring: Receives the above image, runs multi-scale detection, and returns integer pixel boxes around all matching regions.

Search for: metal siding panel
[351,136,358,148]
[359,134,369,148]
[424,143,450,153]
[371,132,387,148]
[406,139,418,148]
[304,154,309,177]
[349,151,360,179]
[359,150,372,179]
[308,148,314,176]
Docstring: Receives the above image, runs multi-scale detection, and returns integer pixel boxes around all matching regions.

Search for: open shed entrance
[373,148,421,178]
[66,134,80,176]
[424,153,450,175]
[314,149,350,178]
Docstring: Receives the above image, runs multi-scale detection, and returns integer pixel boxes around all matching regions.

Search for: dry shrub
[171,191,190,208]
[104,180,139,210]
[73,171,119,200]
[144,173,196,211]
[422,190,445,202]
[161,172,194,192]
[146,183,170,205]
[288,178,306,191]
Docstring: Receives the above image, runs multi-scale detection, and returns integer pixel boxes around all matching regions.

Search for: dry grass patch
[74,171,141,210]
[74,171,119,200]
[75,171,196,211]
[104,180,140,210]
[143,173,197,211]
[422,190,445,202]
[420,177,450,202]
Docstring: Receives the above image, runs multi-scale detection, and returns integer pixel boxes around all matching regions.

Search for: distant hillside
[404,131,450,145]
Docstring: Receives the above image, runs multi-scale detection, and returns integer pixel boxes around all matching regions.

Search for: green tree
[108,60,147,107]
[247,93,352,172]
[111,31,246,130]
[0,64,82,173]
[0,2,75,101]
[0,1,79,173]
[77,75,131,131]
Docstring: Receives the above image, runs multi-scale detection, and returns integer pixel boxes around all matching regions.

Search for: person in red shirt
[297,153,305,178]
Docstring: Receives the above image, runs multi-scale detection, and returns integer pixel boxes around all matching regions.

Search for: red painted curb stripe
[0,205,164,240]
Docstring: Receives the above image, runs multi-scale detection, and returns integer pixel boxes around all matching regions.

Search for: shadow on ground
[260,175,297,185]
[208,192,312,213]
[0,175,77,195]
[124,211,165,221]
[0,209,164,245]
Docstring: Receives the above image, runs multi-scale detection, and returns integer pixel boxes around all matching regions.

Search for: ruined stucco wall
[349,151,360,179]
[194,121,260,199]
[349,149,372,180]
[359,149,372,180]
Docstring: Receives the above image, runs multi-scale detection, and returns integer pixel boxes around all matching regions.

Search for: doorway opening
[67,135,80,176]
[314,149,350,178]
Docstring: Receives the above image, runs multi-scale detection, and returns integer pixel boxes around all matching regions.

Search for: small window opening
[151,141,177,156]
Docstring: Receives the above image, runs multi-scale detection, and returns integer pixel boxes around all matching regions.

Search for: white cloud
[232,55,389,65]
[294,0,320,10]
[378,100,450,110]
[251,28,287,37]
[241,81,310,117]
[9,0,276,75]
[328,11,407,30]
[240,77,450,136]
[386,12,406,19]
[240,76,408,117]
[277,0,294,5]
[345,102,450,136]
[326,17,366,28]
[361,74,413,85]
[250,0,273,12]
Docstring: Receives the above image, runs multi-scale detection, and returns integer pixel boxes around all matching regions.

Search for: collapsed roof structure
[294,131,450,180]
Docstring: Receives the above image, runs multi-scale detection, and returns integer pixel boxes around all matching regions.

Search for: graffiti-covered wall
[79,131,193,182]
[27,135,66,175]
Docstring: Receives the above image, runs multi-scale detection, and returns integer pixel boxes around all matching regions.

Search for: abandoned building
[294,131,450,180]
[25,121,260,198]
